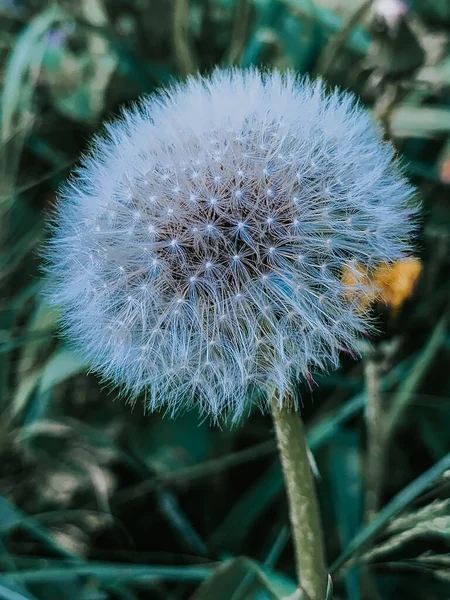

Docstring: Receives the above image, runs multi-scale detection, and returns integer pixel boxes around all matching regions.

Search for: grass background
[1,0,450,598]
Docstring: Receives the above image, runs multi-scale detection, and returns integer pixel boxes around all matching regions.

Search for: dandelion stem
[271,391,327,600]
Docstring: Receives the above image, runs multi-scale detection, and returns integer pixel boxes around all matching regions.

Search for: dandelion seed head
[44,69,416,420]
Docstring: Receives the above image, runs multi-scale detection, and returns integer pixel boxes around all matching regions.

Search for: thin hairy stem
[271,391,327,600]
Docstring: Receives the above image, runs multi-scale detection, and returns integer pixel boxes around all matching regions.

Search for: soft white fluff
[44,69,415,419]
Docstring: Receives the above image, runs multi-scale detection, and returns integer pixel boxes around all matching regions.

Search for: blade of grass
[208,391,366,551]
[313,0,371,76]
[385,313,448,443]
[0,330,55,356]
[6,563,213,586]
[1,4,63,143]
[11,345,88,423]
[263,526,290,570]
[283,0,371,55]
[114,438,276,507]
[173,0,197,75]
[0,495,79,560]
[331,451,450,576]
[390,106,450,138]
[71,19,171,90]
[227,0,252,65]
[0,579,37,600]
[207,459,281,552]
[207,352,423,553]
[327,431,363,600]
[240,0,286,67]
[0,5,64,211]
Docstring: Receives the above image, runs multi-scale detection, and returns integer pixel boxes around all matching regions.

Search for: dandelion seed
[43,68,416,420]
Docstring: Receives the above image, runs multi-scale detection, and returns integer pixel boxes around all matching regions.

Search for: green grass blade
[1,4,63,143]
[0,495,78,560]
[385,313,448,442]
[0,579,37,600]
[6,563,213,586]
[208,392,366,551]
[331,452,450,575]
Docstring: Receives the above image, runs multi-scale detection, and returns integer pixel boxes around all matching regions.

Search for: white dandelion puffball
[45,69,415,419]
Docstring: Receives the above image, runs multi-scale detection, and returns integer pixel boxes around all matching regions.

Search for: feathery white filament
[44,69,415,419]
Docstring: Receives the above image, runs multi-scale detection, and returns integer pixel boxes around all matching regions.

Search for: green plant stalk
[271,392,327,600]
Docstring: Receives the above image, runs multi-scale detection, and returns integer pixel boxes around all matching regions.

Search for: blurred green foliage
[0,0,450,599]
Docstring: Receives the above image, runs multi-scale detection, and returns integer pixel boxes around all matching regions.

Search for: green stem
[271,391,327,600]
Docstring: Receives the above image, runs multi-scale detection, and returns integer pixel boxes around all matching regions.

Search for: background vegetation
[0,0,449,598]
